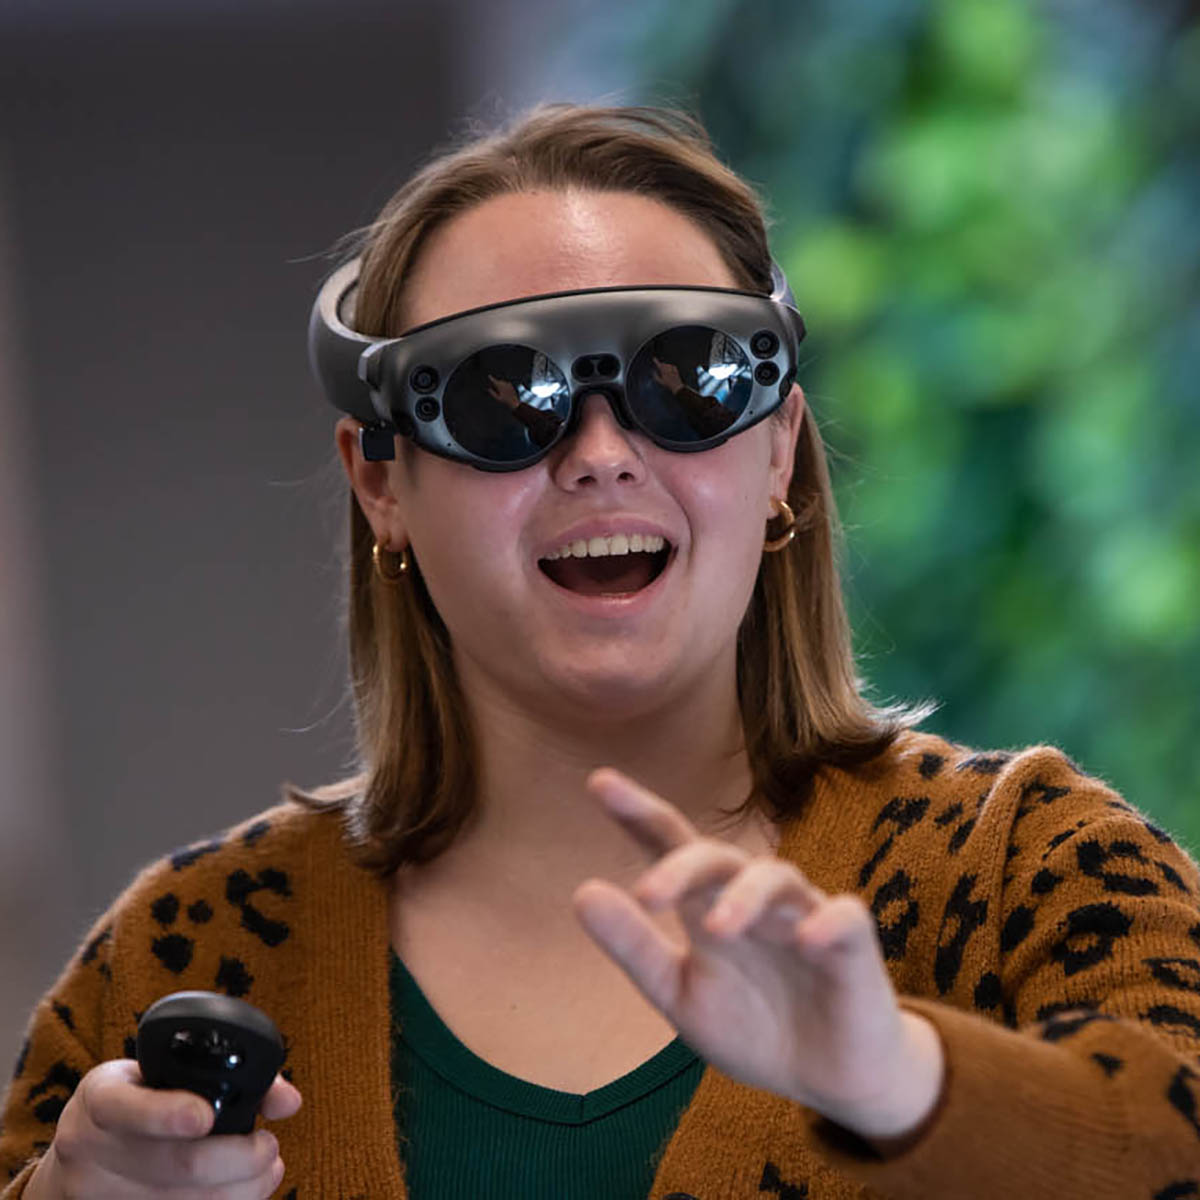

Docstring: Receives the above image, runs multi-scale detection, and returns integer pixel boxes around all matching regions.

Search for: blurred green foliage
[629,0,1200,843]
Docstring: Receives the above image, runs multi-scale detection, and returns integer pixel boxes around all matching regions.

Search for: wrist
[838,1011,947,1146]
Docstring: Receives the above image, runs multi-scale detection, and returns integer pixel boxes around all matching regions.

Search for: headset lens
[626,326,754,444]
[443,345,571,462]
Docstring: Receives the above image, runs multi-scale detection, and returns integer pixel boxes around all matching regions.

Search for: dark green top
[389,952,705,1199]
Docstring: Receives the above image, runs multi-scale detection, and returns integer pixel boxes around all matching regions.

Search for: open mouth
[538,534,673,596]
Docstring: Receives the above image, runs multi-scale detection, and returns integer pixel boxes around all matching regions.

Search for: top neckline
[389,950,701,1126]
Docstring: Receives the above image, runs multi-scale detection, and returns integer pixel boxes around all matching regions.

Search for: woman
[3,105,1199,1199]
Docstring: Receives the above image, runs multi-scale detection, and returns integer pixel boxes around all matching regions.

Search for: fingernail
[590,768,633,801]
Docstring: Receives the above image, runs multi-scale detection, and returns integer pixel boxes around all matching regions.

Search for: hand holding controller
[136,991,285,1135]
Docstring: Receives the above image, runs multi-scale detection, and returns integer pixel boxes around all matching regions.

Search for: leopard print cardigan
[3,732,1199,1198]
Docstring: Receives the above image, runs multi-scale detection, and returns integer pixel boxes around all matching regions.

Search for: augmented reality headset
[308,258,806,471]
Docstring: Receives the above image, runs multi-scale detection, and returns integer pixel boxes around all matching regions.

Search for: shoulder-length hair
[294,104,924,873]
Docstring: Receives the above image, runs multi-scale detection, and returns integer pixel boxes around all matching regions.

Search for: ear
[766,385,806,508]
[334,417,410,549]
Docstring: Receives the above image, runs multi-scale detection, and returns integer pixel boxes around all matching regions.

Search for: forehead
[402,189,739,328]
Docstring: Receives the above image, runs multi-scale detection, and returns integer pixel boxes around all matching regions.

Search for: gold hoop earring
[763,497,796,552]
[372,538,410,582]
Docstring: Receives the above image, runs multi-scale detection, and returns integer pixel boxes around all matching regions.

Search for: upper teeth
[542,533,667,561]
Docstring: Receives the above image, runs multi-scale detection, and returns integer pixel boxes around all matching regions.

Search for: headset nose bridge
[553,385,646,487]
[567,384,634,434]
[567,345,630,430]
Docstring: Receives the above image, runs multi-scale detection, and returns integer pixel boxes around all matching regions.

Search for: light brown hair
[297,104,923,873]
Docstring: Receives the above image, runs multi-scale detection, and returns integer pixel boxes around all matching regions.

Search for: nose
[550,392,647,491]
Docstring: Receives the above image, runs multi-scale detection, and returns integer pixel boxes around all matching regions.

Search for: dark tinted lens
[443,345,571,461]
[626,326,753,444]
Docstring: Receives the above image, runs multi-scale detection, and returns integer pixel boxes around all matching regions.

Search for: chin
[534,644,698,720]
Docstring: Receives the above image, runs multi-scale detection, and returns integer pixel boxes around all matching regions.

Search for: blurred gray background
[0,0,625,1072]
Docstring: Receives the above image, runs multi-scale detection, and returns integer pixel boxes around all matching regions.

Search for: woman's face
[340,189,803,721]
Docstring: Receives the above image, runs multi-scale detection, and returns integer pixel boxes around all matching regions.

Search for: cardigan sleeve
[806,752,1200,1198]
[0,909,117,1198]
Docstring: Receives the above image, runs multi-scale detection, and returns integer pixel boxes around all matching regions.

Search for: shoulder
[120,799,350,908]
[794,729,1200,995]
[847,728,1093,799]
[884,732,1190,872]
[3,800,364,1096]
[169,799,345,865]
[91,801,360,1016]
[793,727,1199,925]
[821,727,1168,850]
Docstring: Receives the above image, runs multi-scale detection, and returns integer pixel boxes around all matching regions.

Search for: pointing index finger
[586,769,697,858]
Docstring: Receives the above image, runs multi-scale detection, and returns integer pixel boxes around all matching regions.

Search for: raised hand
[486,374,521,410]
[651,357,686,394]
[572,769,944,1142]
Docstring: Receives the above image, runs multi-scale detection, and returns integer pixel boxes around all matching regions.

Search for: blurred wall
[0,0,624,1075]
[0,155,68,1087]
[0,3,460,1071]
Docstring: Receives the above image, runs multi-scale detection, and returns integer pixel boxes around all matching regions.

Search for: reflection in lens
[443,345,570,460]
[627,326,752,443]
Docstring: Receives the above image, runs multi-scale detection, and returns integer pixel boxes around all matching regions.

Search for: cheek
[674,437,774,547]
[661,440,774,634]
[401,465,537,625]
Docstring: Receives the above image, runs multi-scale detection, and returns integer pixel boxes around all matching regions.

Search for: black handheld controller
[136,991,285,1135]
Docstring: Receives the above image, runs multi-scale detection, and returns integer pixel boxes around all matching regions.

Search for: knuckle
[227,1159,282,1200]
[836,893,873,927]
[660,843,711,880]
[255,1131,279,1168]
[264,1158,287,1198]
[698,838,746,867]
[57,1089,101,1161]
[51,1121,85,1167]
[738,857,794,892]
[78,1063,126,1136]
[655,845,690,873]
[762,856,797,880]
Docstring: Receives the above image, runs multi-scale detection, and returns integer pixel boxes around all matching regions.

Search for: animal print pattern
[800,739,1200,1198]
[2,734,1200,1199]
[0,810,304,1196]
